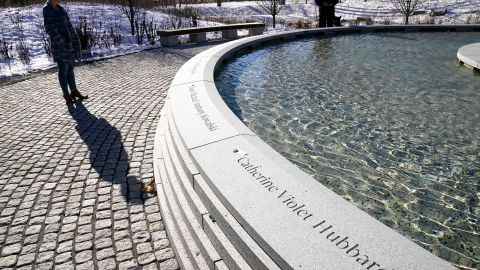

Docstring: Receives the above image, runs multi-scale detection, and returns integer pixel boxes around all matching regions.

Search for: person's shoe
[63,93,75,104]
[71,90,89,100]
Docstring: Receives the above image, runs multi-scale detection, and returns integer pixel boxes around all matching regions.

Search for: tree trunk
[217,0,221,7]
[405,14,409,24]
[129,0,135,35]
[273,14,276,28]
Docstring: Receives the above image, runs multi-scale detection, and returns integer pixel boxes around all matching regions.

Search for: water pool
[215,32,480,269]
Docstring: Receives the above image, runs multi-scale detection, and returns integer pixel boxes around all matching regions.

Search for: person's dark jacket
[43,2,81,63]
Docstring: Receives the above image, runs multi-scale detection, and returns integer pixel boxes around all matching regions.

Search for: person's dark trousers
[326,6,335,27]
[319,7,327,27]
[57,61,78,94]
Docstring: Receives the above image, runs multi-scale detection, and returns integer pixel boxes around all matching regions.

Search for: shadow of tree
[68,101,141,204]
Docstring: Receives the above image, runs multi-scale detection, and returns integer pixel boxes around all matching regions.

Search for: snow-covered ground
[194,0,480,26]
[1,0,479,78]
[0,2,215,78]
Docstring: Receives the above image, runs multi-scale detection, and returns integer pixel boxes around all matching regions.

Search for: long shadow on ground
[68,101,140,204]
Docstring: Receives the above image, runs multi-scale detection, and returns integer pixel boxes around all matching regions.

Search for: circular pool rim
[154,25,480,270]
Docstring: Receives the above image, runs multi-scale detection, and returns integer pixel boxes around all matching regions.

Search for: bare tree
[390,0,425,24]
[118,0,138,35]
[257,0,284,28]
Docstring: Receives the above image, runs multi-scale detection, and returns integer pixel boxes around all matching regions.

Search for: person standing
[316,0,338,28]
[43,0,88,104]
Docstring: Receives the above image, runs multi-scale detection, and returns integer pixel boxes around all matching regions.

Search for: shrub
[75,16,97,51]
[9,12,25,41]
[159,15,194,30]
[37,23,52,56]
[110,27,123,46]
[134,11,146,45]
[0,28,12,60]
[285,18,314,29]
[0,40,12,60]
[161,6,199,20]
[16,40,30,65]
[465,14,480,24]
[144,16,158,45]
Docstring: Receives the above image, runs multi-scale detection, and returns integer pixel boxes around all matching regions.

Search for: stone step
[193,174,281,270]
[165,107,280,270]
[157,132,211,270]
[166,104,200,184]
[163,120,251,270]
[153,139,194,270]
[160,130,223,270]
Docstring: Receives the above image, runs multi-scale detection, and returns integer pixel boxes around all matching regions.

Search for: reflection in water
[216,32,480,269]
[68,101,139,203]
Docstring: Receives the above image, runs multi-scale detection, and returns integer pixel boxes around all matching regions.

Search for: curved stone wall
[154,25,480,270]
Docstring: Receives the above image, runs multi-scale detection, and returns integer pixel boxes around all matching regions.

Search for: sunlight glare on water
[216,32,480,269]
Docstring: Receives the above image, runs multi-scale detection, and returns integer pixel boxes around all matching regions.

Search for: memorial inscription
[189,84,219,131]
[235,150,397,270]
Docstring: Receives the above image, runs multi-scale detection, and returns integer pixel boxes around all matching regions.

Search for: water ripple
[216,32,480,269]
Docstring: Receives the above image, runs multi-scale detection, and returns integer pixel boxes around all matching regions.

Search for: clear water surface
[215,32,480,269]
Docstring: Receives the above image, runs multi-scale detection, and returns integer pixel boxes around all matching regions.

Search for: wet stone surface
[0,44,215,269]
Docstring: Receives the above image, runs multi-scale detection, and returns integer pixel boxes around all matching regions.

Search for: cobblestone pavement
[0,44,218,269]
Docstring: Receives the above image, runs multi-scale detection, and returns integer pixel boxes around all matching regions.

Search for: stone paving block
[96,247,115,260]
[155,247,175,262]
[131,220,148,233]
[149,221,165,232]
[57,240,73,253]
[4,234,22,245]
[153,239,170,251]
[118,259,138,270]
[74,241,93,252]
[159,258,179,270]
[95,228,112,240]
[78,215,92,225]
[113,210,128,220]
[23,235,39,245]
[115,238,133,252]
[16,253,35,266]
[138,252,156,265]
[35,262,54,270]
[114,230,129,241]
[44,223,60,233]
[55,261,75,270]
[95,237,113,249]
[37,251,55,263]
[20,244,37,255]
[76,261,94,270]
[116,250,134,262]
[39,241,57,252]
[55,252,72,264]
[0,255,17,268]
[58,232,74,243]
[75,250,92,264]
[136,242,153,254]
[142,263,159,270]
[1,243,22,256]
[98,258,117,270]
